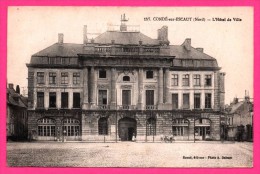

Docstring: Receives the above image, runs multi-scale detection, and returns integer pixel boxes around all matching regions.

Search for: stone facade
[27,17,224,142]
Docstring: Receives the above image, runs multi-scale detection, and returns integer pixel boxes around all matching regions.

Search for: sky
[7,7,253,104]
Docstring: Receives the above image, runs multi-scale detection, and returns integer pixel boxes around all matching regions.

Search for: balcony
[145,105,158,110]
[118,105,136,110]
[97,105,110,110]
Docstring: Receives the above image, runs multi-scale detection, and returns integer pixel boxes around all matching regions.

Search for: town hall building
[27,15,225,142]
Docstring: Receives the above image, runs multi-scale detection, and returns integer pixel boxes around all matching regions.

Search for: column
[89,66,96,108]
[165,68,171,104]
[110,68,116,109]
[138,68,143,110]
[158,68,163,105]
[82,67,89,109]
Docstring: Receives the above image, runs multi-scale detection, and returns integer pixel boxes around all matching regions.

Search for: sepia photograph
[6,6,253,168]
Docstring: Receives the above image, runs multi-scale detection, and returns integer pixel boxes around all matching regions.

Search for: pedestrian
[132,133,136,142]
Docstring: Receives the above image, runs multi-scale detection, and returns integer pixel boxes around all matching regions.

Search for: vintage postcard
[2,2,258,174]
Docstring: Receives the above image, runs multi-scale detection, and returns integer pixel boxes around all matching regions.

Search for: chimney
[8,83,14,89]
[139,40,143,45]
[83,25,88,44]
[120,23,127,32]
[58,33,64,44]
[182,38,191,51]
[196,48,204,52]
[157,26,169,45]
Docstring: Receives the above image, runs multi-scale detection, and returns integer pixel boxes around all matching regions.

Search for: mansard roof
[32,43,83,57]
[94,31,160,45]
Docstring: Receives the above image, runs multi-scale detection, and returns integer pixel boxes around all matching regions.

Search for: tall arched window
[98,117,108,135]
[146,117,156,136]
[62,118,80,136]
[37,118,56,137]
[123,76,130,81]
[172,118,189,137]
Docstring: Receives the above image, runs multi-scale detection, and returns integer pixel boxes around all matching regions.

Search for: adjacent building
[27,16,225,141]
[225,95,253,141]
[7,83,28,140]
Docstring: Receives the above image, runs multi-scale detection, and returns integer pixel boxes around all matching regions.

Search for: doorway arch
[118,117,137,141]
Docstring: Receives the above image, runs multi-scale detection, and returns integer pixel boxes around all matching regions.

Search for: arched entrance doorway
[118,117,137,141]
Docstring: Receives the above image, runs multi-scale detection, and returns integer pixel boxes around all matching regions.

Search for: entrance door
[118,117,137,141]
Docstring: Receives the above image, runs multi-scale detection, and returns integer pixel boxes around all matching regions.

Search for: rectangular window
[61,72,69,84]
[61,92,68,108]
[73,93,81,108]
[182,74,189,86]
[171,74,178,86]
[61,58,70,64]
[98,90,107,105]
[205,75,212,86]
[49,92,56,108]
[122,90,131,105]
[49,72,56,84]
[146,70,154,79]
[73,72,80,84]
[48,58,56,64]
[37,92,44,108]
[37,72,44,84]
[205,93,212,109]
[194,93,201,109]
[146,90,154,105]
[99,70,107,78]
[172,94,178,109]
[183,93,190,109]
[193,74,201,86]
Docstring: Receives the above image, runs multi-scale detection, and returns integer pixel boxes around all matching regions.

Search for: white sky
[7,7,253,104]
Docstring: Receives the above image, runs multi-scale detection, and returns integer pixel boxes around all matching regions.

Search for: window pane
[182,74,189,86]
[194,93,201,109]
[98,90,107,105]
[61,92,69,108]
[122,90,131,105]
[205,93,212,108]
[73,72,80,84]
[146,71,153,79]
[172,94,178,109]
[99,70,106,78]
[146,90,154,105]
[73,93,81,108]
[37,92,44,108]
[49,92,56,108]
[183,94,190,109]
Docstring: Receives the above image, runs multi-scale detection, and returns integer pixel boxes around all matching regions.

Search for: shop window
[37,118,56,137]
[98,117,108,135]
[62,118,80,136]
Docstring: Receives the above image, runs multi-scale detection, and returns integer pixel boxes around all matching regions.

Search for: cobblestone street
[7,141,253,168]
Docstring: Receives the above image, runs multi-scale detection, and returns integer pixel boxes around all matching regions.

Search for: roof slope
[94,31,159,45]
[32,43,84,57]
[169,45,214,60]
[7,88,27,108]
